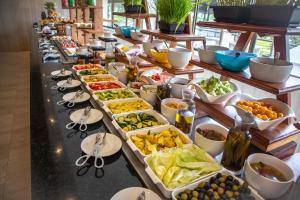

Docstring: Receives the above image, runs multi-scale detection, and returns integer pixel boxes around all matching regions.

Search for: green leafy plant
[216,0,254,6]
[155,0,210,31]
[123,0,143,6]
[44,1,55,10]
[255,0,299,5]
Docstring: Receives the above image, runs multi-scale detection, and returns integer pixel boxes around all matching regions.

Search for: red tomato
[89,82,121,91]
[151,73,161,81]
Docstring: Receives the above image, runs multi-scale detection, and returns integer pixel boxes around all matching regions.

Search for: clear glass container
[175,109,194,136]
[182,89,196,114]
[221,114,254,175]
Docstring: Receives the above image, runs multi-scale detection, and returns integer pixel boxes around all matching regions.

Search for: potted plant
[155,0,206,34]
[123,0,144,13]
[250,0,300,27]
[44,1,56,17]
[211,0,253,23]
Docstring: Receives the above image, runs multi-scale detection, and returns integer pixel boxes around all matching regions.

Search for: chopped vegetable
[89,82,122,91]
[146,144,221,189]
[108,100,151,114]
[79,68,108,76]
[130,128,190,155]
[95,89,135,101]
[116,113,163,132]
[199,76,233,96]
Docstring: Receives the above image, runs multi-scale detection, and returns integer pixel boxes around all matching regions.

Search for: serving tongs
[66,106,91,131]
[57,90,84,107]
[51,77,72,91]
[52,68,66,78]
[137,191,146,200]
[75,132,106,168]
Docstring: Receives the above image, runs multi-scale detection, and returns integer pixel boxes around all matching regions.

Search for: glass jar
[182,89,196,114]
[61,0,68,8]
[155,83,171,111]
[175,109,194,136]
[221,114,254,175]
[126,63,139,82]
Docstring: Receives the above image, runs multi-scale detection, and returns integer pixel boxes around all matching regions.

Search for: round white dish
[244,153,294,199]
[167,47,192,69]
[51,70,72,77]
[194,123,228,157]
[250,57,293,83]
[161,98,188,124]
[57,79,81,89]
[70,108,103,124]
[81,133,122,157]
[111,187,161,200]
[62,91,90,103]
[199,45,229,64]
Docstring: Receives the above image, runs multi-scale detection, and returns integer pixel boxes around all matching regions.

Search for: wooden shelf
[113,34,143,45]
[190,59,300,95]
[81,29,104,34]
[139,54,204,76]
[197,21,300,36]
[112,12,156,19]
[140,29,205,42]
[194,97,300,153]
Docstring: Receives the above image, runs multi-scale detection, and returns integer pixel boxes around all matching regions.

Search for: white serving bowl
[142,40,164,57]
[169,77,190,98]
[226,93,296,131]
[199,45,229,64]
[167,47,192,69]
[140,85,158,106]
[130,31,149,42]
[250,57,293,83]
[244,153,294,199]
[194,123,228,157]
[161,98,188,124]
[104,31,113,38]
[192,77,240,104]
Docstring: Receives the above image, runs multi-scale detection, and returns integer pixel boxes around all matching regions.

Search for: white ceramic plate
[70,108,103,124]
[111,187,161,200]
[81,133,122,157]
[62,92,90,103]
[51,70,72,77]
[57,79,81,89]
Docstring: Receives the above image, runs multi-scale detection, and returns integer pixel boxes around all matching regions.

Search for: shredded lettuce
[146,144,221,189]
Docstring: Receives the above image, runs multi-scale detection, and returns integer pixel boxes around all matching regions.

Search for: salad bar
[32,14,300,200]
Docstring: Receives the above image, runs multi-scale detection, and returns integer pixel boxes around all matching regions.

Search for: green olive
[233,185,239,191]
[218,187,225,195]
[204,195,210,200]
[211,183,218,190]
[220,183,226,188]
[180,193,188,200]
[176,195,181,200]
[192,190,199,198]
[213,191,220,199]
[219,177,225,183]
[191,197,198,200]
[226,191,234,198]
[198,182,205,188]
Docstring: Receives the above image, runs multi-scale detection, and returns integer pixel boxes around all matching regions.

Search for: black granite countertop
[30,31,144,200]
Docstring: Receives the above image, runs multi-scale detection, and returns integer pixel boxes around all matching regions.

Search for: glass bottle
[68,0,75,7]
[182,89,196,114]
[175,109,194,136]
[155,83,171,111]
[221,114,254,175]
[126,63,139,82]
[86,0,96,6]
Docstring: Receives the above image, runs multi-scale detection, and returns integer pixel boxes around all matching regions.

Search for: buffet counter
[30,30,164,199]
